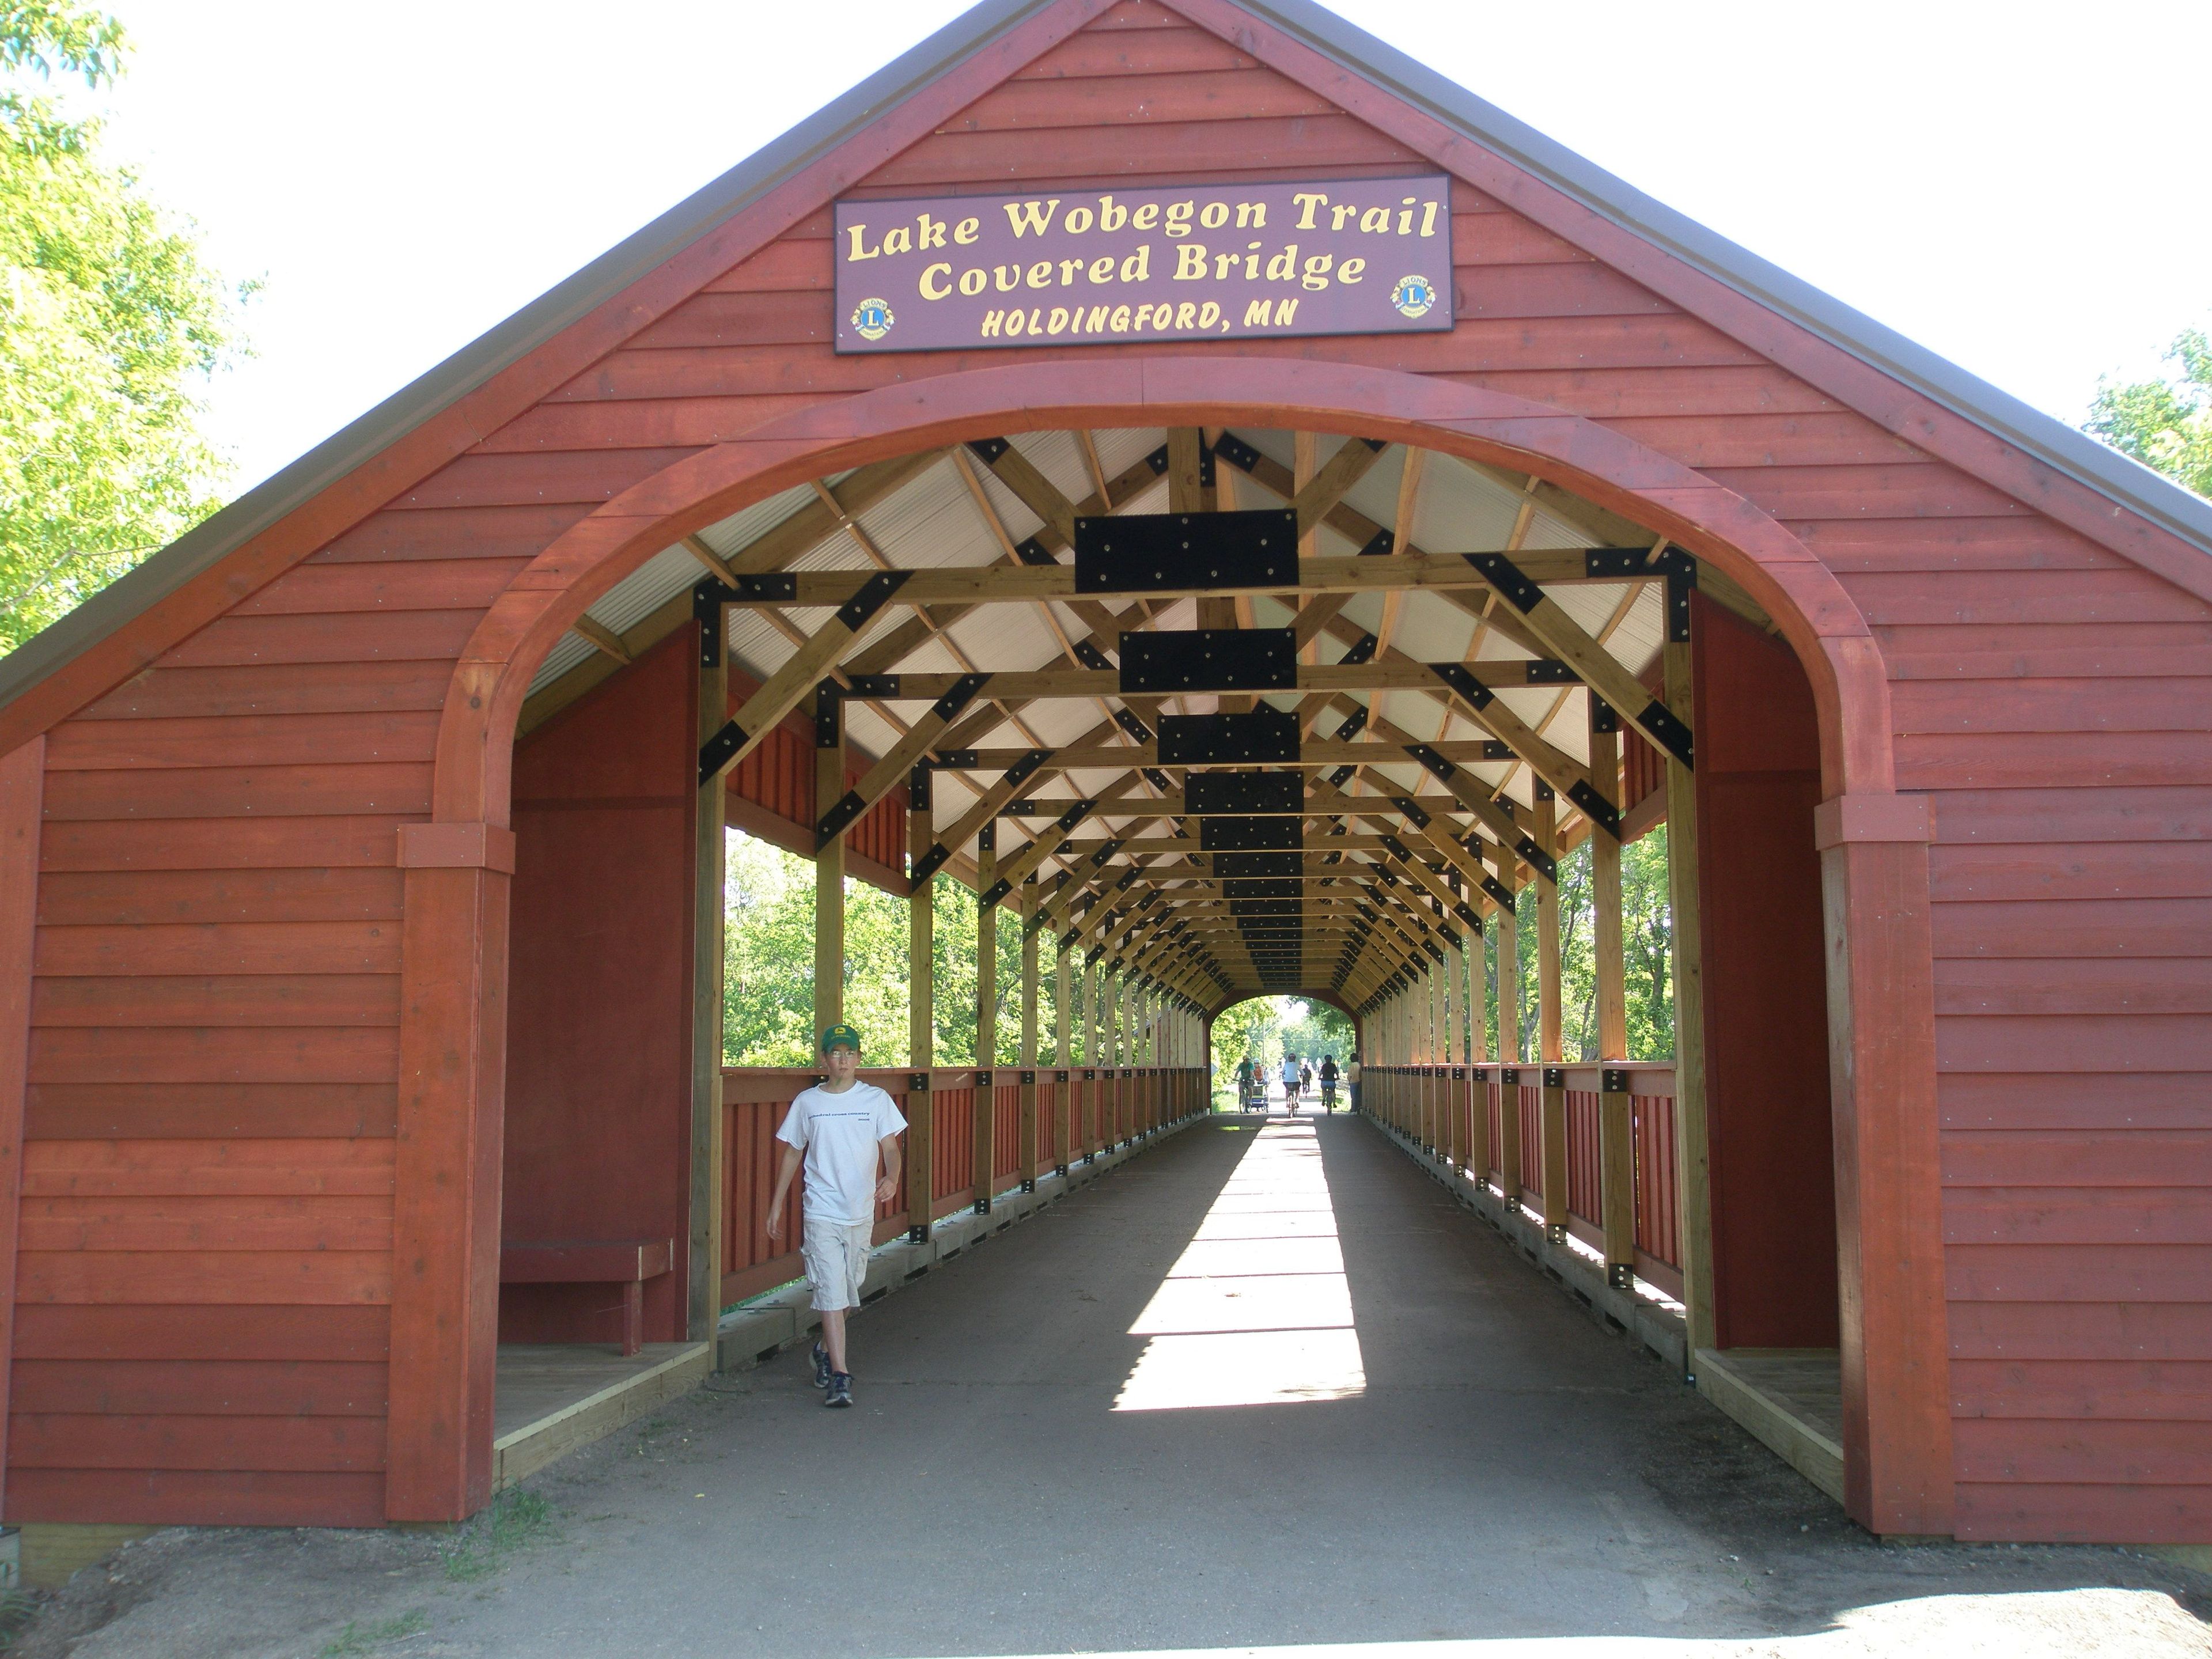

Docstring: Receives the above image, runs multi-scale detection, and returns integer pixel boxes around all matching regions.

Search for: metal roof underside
[3,0,2204,725]
[570,425,1661,865]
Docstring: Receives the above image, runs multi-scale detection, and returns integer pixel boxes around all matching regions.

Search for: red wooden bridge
[0,0,2204,1580]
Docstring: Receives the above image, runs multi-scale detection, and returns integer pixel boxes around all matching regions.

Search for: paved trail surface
[22,1115,2208,1658]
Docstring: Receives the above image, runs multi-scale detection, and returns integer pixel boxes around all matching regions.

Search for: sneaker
[811,1341,832,1389]
[824,1372,854,1408]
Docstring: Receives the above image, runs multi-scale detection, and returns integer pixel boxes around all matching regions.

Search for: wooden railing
[718,1066,1205,1308]
[1361,1062,1681,1298]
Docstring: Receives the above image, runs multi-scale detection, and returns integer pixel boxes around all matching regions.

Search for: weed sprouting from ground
[438,1490,558,1582]
[317,1608,428,1656]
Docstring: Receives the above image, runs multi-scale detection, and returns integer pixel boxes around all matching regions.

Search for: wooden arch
[395,355,1949,1537]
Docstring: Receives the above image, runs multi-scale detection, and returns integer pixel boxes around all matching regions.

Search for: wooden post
[689,642,728,1340]
[1536,787,1569,1241]
[974,825,998,1211]
[1054,944,1073,1170]
[1590,713,1636,1287]
[1019,880,1040,1188]
[1665,631,1717,1358]
[812,682,845,1034]
[1441,947,1460,1167]
[905,767,934,1243]
[1495,872,1522,1207]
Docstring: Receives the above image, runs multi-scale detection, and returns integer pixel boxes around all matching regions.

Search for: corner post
[1817,793,1952,1535]
[1664,631,1717,1359]
[690,626,728,1339]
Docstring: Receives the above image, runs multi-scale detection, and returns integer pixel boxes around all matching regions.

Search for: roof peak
[2,0,2204,729]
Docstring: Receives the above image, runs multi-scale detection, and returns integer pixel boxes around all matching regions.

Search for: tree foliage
[1478,827,1674,1063]
[0,1,247,652]
[2086,328,2212,500]
[721,832,1046,1069]
[1209,996,1354,1107]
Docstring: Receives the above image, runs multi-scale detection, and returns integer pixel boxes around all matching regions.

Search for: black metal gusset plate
[698,718,752,786]
[1213,852,1300,881]
[1389,797,1431,829]
[1637,698,1696,768]
[1211,431,1262,473]
[1583,546,1695,581]
[1464,552,1543,613]
[1184,771,1303,815]
[1429,661,1494,711]
[1200,815,1299,851]
[1336,631,1379,666]
[1516,835,1559,885]
[930,673,990,722]
[815,789,869,847]
[1159,707,1300,765]
[1403,743,1457,782]
[834,569,912,633]
[1567,780,1623,840]
[908,841,953,887]
[1075,510,1296,594]
[1119,628,1296,694]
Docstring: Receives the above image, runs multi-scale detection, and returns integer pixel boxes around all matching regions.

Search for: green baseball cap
[819,1023,863,1054]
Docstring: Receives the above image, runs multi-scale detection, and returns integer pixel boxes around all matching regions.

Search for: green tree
[721,833,1057,1069]
[1,1,248,652]
[1480,826,1673,1062]
[2086,328,2212,499]
[1207,995,1353,1108]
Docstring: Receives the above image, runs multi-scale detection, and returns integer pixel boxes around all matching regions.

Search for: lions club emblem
[1391,275,1438,320]
[850,297,895,342]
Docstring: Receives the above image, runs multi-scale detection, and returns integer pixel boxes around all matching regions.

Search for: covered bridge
[0,0,2205,1558]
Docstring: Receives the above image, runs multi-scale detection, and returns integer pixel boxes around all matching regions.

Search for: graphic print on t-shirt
[777,1082,908,1225]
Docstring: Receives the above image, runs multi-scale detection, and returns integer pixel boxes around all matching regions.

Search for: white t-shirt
[777,1082,907,1225]
[1280,1060,1300,1086]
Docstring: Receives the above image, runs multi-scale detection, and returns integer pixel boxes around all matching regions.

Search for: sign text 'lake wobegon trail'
[834,175,1453,353]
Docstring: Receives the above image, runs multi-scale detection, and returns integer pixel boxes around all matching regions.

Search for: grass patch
[438,1490,557,1582]
[317,1608,428,1656]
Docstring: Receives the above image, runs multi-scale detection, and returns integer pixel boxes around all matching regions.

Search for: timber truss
[520,427,1771,1019]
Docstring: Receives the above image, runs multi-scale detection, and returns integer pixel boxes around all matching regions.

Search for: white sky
[73,0,2212,497]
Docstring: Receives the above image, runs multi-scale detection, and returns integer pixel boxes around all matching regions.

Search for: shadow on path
[30,1113,2209,1659]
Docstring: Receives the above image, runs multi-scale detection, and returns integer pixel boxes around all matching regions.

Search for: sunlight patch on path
[1113,1120,1365,1411]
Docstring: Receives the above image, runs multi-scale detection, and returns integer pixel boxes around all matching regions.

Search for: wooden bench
[499,1238,676,1357]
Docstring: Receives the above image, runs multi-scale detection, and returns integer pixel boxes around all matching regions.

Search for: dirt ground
[14,1117,2210,1659]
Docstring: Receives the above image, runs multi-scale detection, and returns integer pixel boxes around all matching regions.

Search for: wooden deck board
[1694,1346,1844,1503]
[492,1342,712,1489]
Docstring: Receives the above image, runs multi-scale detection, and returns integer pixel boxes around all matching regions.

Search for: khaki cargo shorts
[801,1215,874,1312]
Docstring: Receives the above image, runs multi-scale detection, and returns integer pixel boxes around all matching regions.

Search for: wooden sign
[834,175,1453,353]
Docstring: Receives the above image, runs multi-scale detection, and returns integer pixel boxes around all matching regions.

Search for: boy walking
[764,1024,906,1408]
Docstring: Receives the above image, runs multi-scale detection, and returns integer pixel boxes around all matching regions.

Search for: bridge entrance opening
[494,421,1848,1505]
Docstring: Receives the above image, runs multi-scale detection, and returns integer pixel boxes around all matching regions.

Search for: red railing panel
[1517,1084,1544,1205]
[1565,1089,1603,1225]
[932,1085,976,1214]
[1634,1090,1681,1273]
